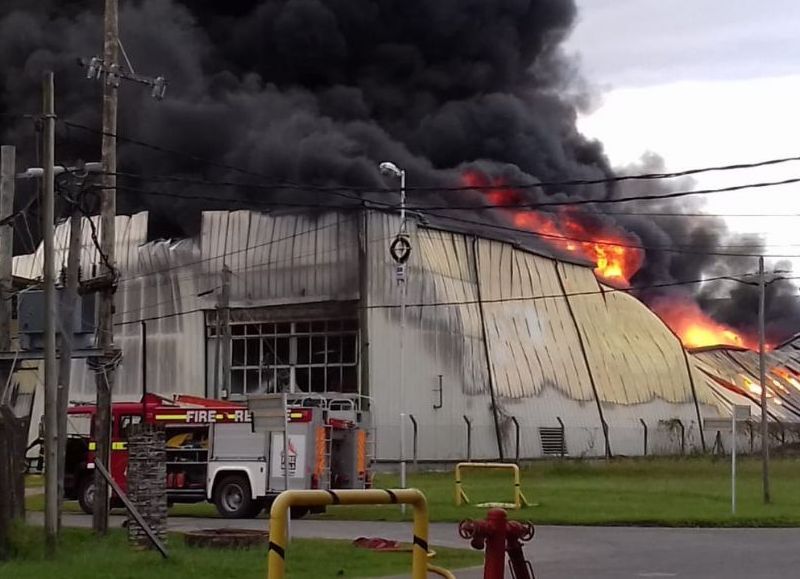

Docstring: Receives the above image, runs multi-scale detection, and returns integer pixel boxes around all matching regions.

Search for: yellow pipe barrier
[427,563,457,578]
[454,462,529,510]
[267,489,431,579]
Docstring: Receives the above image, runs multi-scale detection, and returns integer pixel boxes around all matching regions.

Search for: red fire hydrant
[459,508,535,579]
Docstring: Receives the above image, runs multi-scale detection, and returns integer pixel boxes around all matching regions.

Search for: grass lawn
[27,457,800,527]
[24,475,43,488]
[315,456,800,526]
[1,526,481,578]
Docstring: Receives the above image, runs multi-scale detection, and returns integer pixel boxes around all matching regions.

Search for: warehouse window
[208,319,359,397]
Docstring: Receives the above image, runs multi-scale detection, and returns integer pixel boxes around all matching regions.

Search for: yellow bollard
[427,563,457,578]
[267,489,430,579]
[454,462,529,510]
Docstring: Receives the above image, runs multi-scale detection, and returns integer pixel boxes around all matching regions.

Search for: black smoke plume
[0,1,797,343]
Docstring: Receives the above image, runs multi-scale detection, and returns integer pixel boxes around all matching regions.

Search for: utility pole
[758,256,770,504]
[81,4,165,530]
[93,0,119,535]
[57,206,81,529]
[0,146,14,395]
[0,149,15,550]
[41,71,58,554]
[220,265,232,398]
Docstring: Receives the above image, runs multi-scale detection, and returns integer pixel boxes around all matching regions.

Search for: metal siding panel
[477,243,596,403]
[558,261,698,407]
[24,208,769,461]
[200,211,358,308]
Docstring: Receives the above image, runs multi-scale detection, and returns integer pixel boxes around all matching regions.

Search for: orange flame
[649,297,758,349]
[463,170,766,351]
[773,368,800,393]
[742,376,781,403]
[463,171,644,285]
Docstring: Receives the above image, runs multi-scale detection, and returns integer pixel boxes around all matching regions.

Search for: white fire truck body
[65,393,371,518]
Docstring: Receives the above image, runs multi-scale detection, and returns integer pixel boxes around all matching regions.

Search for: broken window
[208,318,359,398]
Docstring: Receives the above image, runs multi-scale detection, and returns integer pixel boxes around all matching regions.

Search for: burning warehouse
[3,1,800,461]
[8,208,755,461]
[690,337,800,447]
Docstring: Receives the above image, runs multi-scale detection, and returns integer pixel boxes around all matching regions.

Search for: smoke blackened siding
[0,1,794,341]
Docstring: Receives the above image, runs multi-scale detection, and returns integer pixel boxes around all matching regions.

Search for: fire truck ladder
[321,423,334,488]
[365,428,377,487]
[297,395,334,488]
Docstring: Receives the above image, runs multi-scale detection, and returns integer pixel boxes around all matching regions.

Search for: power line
[114,305,206,327]
[541,211,800,219]
[101,183,363,211]
[18,191,800,294]
[0,195,37,227]
[115,214,359,286]
[56,185,118,280]
[103,173,800,237]
[416,210,800,258]
[61,118,800,194]
[12,201,352,289]
[112,230,399,319]
[37,199,800,296]
[106,169,800,207]
[368,274,800,310]
[400,176,800,211]
[76,217,800,323]
[112,272,800,327]
[62,120,299,183]
[0,112,36,120]
[99,167,800,222]
[107,180,800,227]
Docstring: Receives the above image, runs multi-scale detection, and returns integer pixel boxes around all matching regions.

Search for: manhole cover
[183,529,269,549]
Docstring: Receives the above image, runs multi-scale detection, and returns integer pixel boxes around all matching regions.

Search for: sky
[569,0,800,268]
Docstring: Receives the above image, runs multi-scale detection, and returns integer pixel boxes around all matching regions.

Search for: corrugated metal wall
[14,210,362,440]
[14,209,720,459]
[200,211,359,307]
[690,347,800,423]
[367,212,708,460]
[687,345,800,453]
[12,213,206,405]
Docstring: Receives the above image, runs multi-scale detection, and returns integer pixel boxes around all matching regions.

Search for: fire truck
[64,393,371,518]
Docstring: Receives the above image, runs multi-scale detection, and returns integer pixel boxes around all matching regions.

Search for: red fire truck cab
[64,393,371,518]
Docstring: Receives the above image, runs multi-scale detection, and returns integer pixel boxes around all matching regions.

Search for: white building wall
[14,209,723,459]
[365,212,709,460]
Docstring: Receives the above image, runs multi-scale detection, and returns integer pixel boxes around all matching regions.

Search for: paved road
[31,512,800,578]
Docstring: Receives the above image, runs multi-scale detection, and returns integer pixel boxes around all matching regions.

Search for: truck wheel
[78,476,95,515]
[214,474,255,519]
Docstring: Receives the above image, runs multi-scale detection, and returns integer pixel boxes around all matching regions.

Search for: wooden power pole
[93,0,119,535]
[82,0,165,531]
[57,208,81,529]
[41,71,58,554]
[758,256,770,504]
[0,146,21,558]
[0,146,14,383]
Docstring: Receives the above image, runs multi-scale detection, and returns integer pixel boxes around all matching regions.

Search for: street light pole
[758,256,770,504]
[399,169,406,233]
[379,161,408,511]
